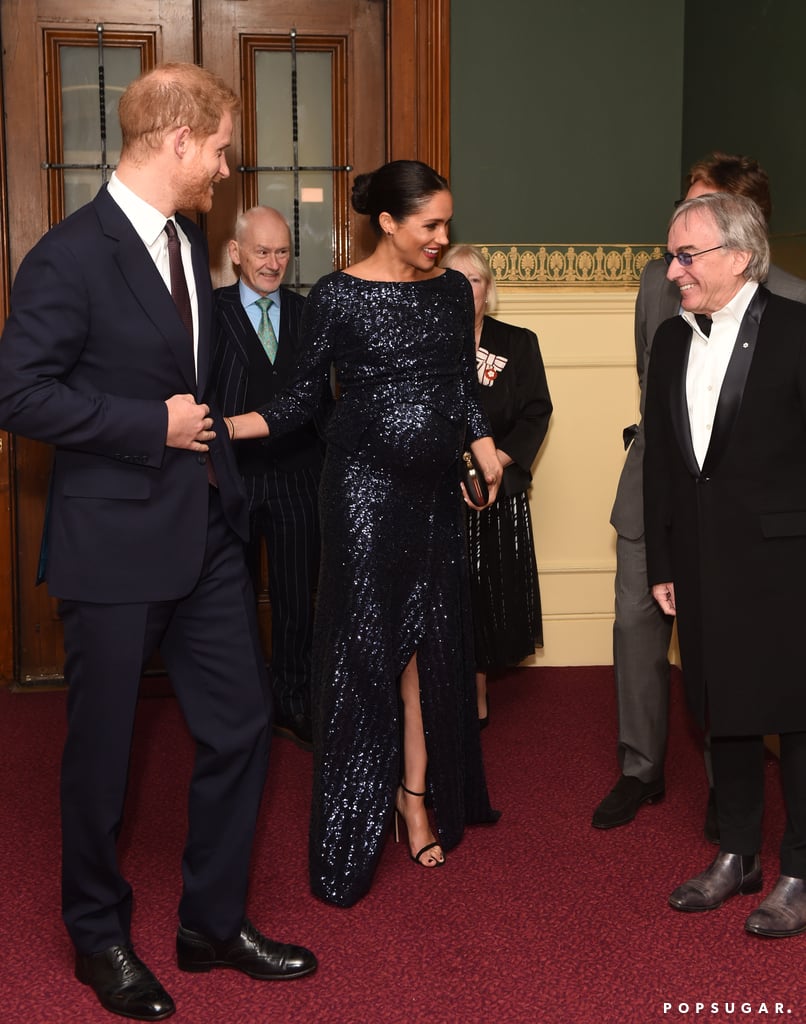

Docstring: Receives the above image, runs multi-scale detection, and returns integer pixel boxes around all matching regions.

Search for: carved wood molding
[386,0,451,178]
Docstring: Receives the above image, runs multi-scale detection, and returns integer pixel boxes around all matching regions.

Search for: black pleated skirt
[466,490,543,669]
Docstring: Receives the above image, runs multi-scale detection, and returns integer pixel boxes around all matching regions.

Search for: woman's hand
[224,411,270,441]
[463,436,502,509]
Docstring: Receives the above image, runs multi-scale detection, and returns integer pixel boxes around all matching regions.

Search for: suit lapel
[186,218,212,399]
[221,286,269,369]
[94,189,197,390]
[271,289,297,377]
[231,285,296,378]
[701,286,767,475]
[667,320,701,478]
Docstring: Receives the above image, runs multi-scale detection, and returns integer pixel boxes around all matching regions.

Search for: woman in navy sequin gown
[227,161,501,906]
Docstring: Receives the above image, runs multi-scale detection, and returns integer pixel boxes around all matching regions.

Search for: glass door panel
[59,44,142,214]
[254,50,335,287]
[44,28,156,224]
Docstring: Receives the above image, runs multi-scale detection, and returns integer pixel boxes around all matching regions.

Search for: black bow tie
[695,313,712,337]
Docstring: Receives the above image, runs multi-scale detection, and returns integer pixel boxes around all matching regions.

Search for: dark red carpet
[1,667,803,1024]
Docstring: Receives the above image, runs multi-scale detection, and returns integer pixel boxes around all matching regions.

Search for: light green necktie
[255,296,278,363]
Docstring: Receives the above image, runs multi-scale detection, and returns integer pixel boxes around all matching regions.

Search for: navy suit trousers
[59,488,271,953]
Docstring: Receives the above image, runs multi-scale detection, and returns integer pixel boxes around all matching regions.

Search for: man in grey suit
[593,153,806,836]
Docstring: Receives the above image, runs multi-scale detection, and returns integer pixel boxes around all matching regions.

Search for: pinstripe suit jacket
[211,283,332,474]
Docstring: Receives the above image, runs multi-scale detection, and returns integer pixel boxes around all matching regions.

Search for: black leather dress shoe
[669,852,762,912]
[704,787,720,845]
[592,774,665,829]
[176,919,317,980]
[273,711,313,751]
[75,945,175,1021]
[745,875,806,937]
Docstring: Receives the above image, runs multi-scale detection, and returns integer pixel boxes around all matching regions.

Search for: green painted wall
[450,0,685,244]
[683,0,806,256]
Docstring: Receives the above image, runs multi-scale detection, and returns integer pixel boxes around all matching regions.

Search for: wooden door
[201,0,388,651]
[0,0,449,685]
[201,0,386,287]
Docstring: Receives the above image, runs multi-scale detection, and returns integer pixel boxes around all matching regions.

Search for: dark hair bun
[351,172,373,215]
[350,160,448,236]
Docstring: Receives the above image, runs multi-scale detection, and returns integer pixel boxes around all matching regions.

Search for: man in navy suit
[0,64,316,1021]
[212,207,332,751]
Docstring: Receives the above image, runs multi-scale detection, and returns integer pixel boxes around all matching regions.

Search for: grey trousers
[613,533,715,786]
[612,533,674,782]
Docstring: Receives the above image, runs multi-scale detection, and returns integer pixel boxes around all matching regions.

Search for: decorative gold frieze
[479,244,665,286]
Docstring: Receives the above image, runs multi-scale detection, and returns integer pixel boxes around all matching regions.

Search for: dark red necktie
[164,219,193,338]
[165,220,217,485]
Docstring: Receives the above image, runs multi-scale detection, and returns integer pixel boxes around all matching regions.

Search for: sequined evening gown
[262,268,499,907]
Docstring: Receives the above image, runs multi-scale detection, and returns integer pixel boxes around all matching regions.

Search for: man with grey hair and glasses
[594,153,806,843]
[643,191,806,937]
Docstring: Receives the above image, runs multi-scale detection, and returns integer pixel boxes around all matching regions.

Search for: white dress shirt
[683,279,759,468]
[107,173,199,371]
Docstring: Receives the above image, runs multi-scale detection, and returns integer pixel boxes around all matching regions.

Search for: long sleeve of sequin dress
[262,267,500,907]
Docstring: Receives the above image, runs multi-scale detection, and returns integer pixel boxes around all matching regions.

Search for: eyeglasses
[663,245,724,268]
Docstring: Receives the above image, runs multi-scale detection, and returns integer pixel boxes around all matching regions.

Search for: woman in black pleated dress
[442,245,553,727]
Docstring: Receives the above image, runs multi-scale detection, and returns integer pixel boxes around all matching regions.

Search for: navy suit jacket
[0,185,248,602]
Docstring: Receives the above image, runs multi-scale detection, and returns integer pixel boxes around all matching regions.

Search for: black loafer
[75,945,175,1021]
[177,919,317,980]
[592,774,665,829]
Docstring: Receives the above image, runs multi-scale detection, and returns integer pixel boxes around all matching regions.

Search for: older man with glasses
[643,191,806,937]
[594,154,806,842]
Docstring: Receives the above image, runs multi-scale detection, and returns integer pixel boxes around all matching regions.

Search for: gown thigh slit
[266,271,499,907]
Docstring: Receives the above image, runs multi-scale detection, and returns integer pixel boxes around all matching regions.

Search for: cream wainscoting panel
[492,287,639,666]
